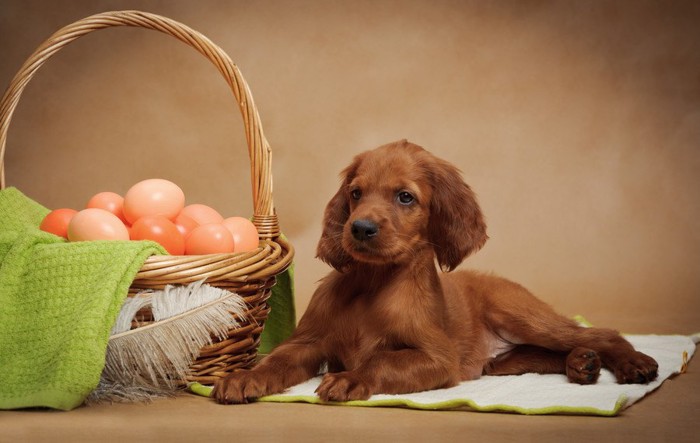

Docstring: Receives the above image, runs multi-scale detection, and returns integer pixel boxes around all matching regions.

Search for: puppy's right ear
[316,160,360,271]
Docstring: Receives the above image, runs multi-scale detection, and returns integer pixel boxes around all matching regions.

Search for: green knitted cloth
[0,188,164,410]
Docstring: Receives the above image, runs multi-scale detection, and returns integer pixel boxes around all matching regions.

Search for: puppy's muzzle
[351,219,379,241]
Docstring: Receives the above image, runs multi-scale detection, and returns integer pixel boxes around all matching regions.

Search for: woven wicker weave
[0,10,294,384]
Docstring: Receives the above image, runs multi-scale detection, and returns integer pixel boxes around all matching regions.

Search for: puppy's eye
[351,189,362,200]
[397,191,415,205]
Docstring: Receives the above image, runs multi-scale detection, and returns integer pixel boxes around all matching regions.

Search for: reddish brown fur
[214,140,658,404]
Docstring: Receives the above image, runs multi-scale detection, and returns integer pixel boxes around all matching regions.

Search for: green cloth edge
[187,382,625,416]
[258,393,627,416]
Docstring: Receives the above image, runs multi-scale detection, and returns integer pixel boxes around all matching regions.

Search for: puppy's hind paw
[566,347,602,385]
[612,351,659,384]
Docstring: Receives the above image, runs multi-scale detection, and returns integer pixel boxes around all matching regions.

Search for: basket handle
[0,10,280,238]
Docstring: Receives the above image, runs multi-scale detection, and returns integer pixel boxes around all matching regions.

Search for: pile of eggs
[39,178,259,255]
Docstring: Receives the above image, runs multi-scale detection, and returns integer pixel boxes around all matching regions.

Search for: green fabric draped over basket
[259,256,296,356]
[0,188,295,410]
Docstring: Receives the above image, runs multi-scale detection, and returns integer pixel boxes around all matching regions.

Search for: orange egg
[173,213,199,238]
[67,208,130,241]
[123,179,185,224]
[180,204,224,225]
[40,208,78,239]
[222,217,260,253]
[87,191,126,223]
[185,224,234,255]
[130,215,185,255]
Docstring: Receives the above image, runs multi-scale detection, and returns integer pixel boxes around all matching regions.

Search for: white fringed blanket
[192,333,699,416]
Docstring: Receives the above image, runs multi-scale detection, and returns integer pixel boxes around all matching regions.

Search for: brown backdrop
[2,0,698,334]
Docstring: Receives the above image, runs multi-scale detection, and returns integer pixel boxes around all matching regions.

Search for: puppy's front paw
[566,347,601,384]
[212,369,281,404]
[315,372,373,402]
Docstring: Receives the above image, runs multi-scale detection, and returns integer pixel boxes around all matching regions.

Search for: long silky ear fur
[427,156,488,272]
[316,159,361,271]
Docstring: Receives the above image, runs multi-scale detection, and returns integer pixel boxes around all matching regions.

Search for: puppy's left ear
[427,156,488,272]
[316,187,353,271]
[316,158,362,272]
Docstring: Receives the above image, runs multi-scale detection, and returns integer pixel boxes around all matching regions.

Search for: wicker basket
[0,10,294,385]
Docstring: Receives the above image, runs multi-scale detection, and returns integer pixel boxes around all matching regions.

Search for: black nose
[351,219,379,241]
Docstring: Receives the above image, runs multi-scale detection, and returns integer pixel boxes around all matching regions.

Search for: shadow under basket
[0,11,294,386]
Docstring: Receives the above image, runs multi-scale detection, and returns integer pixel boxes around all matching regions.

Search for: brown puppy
[214,140,658,404]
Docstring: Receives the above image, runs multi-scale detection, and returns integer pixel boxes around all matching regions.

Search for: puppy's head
[316,140,488,272]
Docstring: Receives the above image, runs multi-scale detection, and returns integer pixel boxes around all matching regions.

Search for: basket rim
[131,236,293,287]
